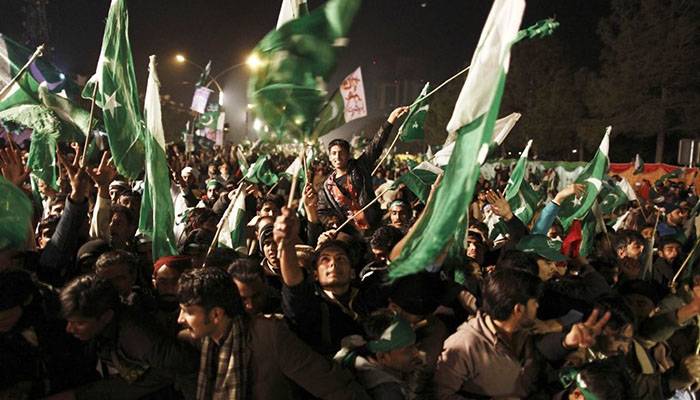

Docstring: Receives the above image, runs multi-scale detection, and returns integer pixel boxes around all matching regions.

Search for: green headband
[559,368,600,400]
[389,200,408,210]
[367,316,416,354]
[206,179,221,190]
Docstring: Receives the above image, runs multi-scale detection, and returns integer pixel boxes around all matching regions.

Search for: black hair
[60,274,120,318]
[389,271,442,317]
[482,268,543,321]
[370,225,404,252]
[657,235,682,250]
[0,268,35,311]
[110,204,136,227]
[228,258,266,284]
[363,309,398,341]
[612,230,645,251]
[593,295,637,332]
[574,358,632,400]
[259,193,284,211]
[38,215,60,235]
[497,249,540,277]
[328,138,350,154]
[178,267,243,317]
[311,240,352,270]
[94,250,138,276]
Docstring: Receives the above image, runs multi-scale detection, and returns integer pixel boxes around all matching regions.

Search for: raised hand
[387,106,410,124]
[554,183,585,204]
[563,308,611,350]
[302,183,319,223]
[0,137,30,187]
[486,190,514,221]
[57,143,90,203]
[86,151,117,187]
[273,207,300,246]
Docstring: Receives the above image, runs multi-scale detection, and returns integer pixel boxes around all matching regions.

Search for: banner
[339,67,367,122]
[191,86,213,114]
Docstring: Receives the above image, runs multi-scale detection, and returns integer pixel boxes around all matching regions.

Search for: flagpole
[0,44,45,99]
[334,187,392,232]
[276,155,301,260]
[642,210,662,280]
[81,83,99,167]
[203,180,245,266]
[668,238,699,293]
[407,64,471,109]
[371,131,401,176]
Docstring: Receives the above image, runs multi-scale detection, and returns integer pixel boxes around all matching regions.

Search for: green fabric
[516,234,567,262]
[558,131,610,232]
[195,103,221,130]
[247,0,361,141]
[579,210,598,258]
[311,89,344,139]
[598,179,628,215]
[389,0,524,279]
[655,168,684,185]
[394,161,441,203]
[218,187,248,250]
[139,56,177,260]
[399,82,430,142]
[0,175,33,251]
[81,0,145,179]
[244,155,279,187]
[504,140,540,225]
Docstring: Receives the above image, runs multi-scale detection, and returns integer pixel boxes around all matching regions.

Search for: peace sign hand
[0,136,31,187]
[563,308,611,350]
[57,143,90,203]
[86,151,117,188]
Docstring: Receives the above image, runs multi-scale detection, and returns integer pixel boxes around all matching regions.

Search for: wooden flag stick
[81,82,99,167]
[203,180,245,266]
[0,44,44,99]
[669,239,700,293]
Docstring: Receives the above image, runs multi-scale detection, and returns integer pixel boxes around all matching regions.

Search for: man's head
[388,272,442,325]
[388,200,411,229]
[482,268,543,329]
[369,225,403,263]
[657,236,682,264]
[117,191,141,214]
[466,229,486,266]
[61,275,119,341]
[219,163,230,177]
[666,204,688,226]
[37,215,60,249]
[228,258,271,315]
[177,267,243,340]
[613,230,645,260]
[205,179,222,201]
[364,310,421,373]
[593,296,636,356]
[258,194,284,218]
[328,139,351,172]
[312,240,354,294]
[109,205,137,248]
[108,181,130,203]
[181,166,198,187]
[258,223,278,268]
[152,255,192,303]
[515,235,568,281]
[94,250,138,298]
[562,359,631,400]
[0,268,35,333]
[49,195,66,217]
[207,163,218,179]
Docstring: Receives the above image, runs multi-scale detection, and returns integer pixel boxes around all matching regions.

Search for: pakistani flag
[598,179,629,215]
[248,0,362,141]
[81,0,145,179]
[277,0,309,28]
[0,174,33,251]
[389,0,526,279]
[236,146,249,175]
[218,187,248,250]
[311,67,367,139]
[558,128,610,232]
[244,155,279,187]
[504,140,540,225]
[399,82,430,142]
[433,112,522,166]
[139,56,177,260]
[195,103,221,130]
[656,168,684,186]
[394,161,442,203]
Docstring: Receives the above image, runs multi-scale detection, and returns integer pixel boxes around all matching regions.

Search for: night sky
[4,0,609,138]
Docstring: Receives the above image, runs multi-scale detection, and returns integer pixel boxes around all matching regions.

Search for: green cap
[206,179,222,190]
[515,234,567,262]
[367,315,416,354]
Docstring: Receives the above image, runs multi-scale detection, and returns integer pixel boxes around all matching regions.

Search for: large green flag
[504,140,541,225]
[398,82,430,142]
[218,187,248,250]
[81,0,145,179]
[558,128,610,232]
[247,0,361,141]
[140,56,177,260]
[277,0,310,28]
[389,0,526,279]
[598,179,629,215]
[244,155,279,187]
[195,103,221,130]
[0,175,33,251]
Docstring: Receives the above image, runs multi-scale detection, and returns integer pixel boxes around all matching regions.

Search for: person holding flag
[317,106,408,234]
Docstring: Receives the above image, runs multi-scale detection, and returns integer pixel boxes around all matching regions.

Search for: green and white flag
[276,0,309,28]
[504,140,540,225]
[140,55,177,260]
[390,0,526,279]
[598,179,629,215]
[398,82,430,142]
[81,0,145,179]
[218,187,248,250]
[195,103,221,130]
[558,127,611,232]
[394,161,442,203]
[244,155,279,187]
[311,67,367,139]
[434,112,522,166]
[0,175,33,251]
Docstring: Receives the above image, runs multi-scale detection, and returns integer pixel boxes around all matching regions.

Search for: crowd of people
[1,105,700,400]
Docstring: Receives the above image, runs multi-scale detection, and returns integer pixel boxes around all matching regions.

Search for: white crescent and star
[103,91,121,117]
